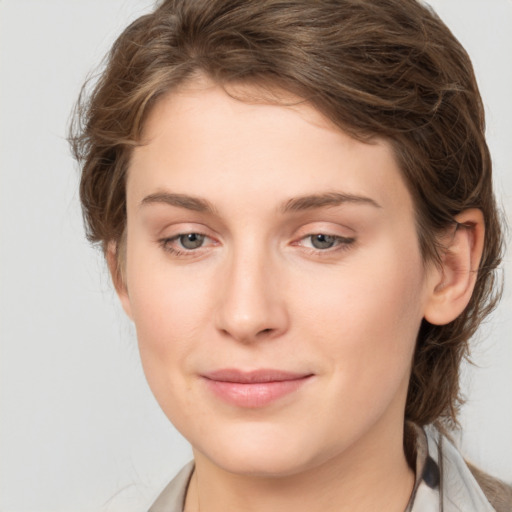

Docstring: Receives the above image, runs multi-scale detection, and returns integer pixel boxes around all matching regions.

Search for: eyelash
[158,232,356,258]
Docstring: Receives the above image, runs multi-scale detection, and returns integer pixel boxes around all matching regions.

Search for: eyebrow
[139,191,381,214]
[281,192,381,213]
[140,192,217,214]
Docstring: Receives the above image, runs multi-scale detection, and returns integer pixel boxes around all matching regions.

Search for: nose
[214,246,289,343]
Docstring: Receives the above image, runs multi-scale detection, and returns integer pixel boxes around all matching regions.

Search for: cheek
[126,268,216,429]
[124,244,217,395]
[127,230,213,328]
[293,237,426,395]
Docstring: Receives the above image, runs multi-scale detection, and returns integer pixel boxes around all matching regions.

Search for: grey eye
[310,234,336,249]
[179,233,206,249]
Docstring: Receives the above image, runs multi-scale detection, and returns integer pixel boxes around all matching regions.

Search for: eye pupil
[311,234,336,249]
[179,233,205,249]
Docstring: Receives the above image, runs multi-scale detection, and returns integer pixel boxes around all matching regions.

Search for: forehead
[128,81,413,220]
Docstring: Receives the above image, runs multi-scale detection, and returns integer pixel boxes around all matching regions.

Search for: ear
[423,209,485,326]
[106,241,133,320]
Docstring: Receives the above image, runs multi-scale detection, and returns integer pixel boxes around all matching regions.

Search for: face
[119,81,435,477]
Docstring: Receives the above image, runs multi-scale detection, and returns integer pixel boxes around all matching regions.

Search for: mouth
[201,369,314,408]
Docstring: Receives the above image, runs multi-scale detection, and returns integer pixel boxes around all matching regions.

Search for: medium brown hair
[70,0,503,425]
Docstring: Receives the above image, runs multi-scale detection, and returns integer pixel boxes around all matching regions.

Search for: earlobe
[423,209,485,326]
[106,241,133,320]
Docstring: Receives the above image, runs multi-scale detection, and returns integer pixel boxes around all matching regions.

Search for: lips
[202,369,313,408]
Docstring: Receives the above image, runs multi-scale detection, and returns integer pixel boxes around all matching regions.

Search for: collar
[148,461,194,512]
[408,424,496,512]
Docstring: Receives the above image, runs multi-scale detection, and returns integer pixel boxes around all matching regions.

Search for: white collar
[410,424,495,512]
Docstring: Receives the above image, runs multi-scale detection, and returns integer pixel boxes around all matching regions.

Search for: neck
[185,420,415,512]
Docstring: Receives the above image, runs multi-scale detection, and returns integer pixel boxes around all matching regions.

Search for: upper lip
[203,369,313,383]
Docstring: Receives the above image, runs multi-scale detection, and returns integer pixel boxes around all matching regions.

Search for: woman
[70,0,511,510]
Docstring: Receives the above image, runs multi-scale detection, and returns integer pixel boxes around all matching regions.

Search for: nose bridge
[215,238,288,342]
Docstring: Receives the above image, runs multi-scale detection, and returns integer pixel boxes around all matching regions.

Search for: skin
[112,80,484,512]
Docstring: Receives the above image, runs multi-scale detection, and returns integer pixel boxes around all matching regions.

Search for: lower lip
[203,377,312,408]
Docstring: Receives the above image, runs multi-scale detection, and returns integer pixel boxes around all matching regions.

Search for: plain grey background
[0,1,510,511]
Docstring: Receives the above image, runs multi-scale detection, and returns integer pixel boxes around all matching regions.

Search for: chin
[192,422,327,478]
[207,448,313,478]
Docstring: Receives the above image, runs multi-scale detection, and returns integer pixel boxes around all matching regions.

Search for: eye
[159,232,215,256]
[178,233,206,250]
[309,234,337,249]
[299,233,355,250]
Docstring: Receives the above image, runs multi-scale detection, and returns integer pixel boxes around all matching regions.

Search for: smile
[202,369,314,408]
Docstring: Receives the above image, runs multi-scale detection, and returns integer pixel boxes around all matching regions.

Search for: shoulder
[466,461,512,512]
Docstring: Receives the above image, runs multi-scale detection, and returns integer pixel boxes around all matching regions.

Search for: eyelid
[292,220,355,238]
[153,219,213,237]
